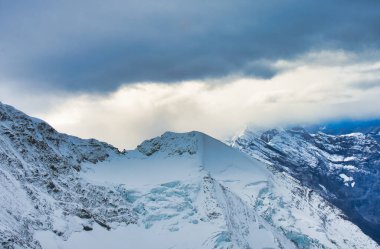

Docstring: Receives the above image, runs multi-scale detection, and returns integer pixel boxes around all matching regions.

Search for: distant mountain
[230,122,380,245]
[303,119,380,136]
[0,102,378,248]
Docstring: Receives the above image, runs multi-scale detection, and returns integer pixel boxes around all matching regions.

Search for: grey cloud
[1,0,380,91]
[350,80,380,90]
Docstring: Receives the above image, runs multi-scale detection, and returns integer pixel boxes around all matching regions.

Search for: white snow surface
[35,131,378,249]
[0,102,378,249]
[339,173,354,183]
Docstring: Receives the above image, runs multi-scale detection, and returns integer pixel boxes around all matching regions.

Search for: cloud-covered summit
[1,0,380,91]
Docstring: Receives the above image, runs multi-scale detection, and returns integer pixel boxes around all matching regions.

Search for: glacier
[0,102,379,249]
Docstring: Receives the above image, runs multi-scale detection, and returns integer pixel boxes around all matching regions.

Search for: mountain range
[229,122,380,245]
[0,102,379,249]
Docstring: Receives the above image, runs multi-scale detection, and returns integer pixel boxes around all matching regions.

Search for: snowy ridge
[73,132,292,249]
[61,131,378,248]
[0,102,379,248]
[0,102,136,248]
[230,127,380,245]
[137,131,200,156]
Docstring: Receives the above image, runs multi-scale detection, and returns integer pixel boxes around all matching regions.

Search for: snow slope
[59,132,292,249]
[0,102,136,249]
[37,131,378,249]
[230,127,380,244]
[0,102,379,249]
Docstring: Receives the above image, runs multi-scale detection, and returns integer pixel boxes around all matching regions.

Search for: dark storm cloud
[1,0,380,91]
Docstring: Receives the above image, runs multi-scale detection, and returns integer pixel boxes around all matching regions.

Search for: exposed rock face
[230,125,380,244]
[0,103,136,249]
[0,102,379,249]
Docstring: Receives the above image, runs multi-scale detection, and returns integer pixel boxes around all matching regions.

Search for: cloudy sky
[1,0,380,148]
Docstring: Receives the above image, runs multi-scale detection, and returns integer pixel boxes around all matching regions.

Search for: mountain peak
[136,131,207,156]
[231,124,380,244]
[1,102,379,249]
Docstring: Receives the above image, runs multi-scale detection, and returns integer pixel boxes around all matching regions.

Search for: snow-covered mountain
[0,102,379,249]
[230,125,380,245]
[0,102,136,249]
